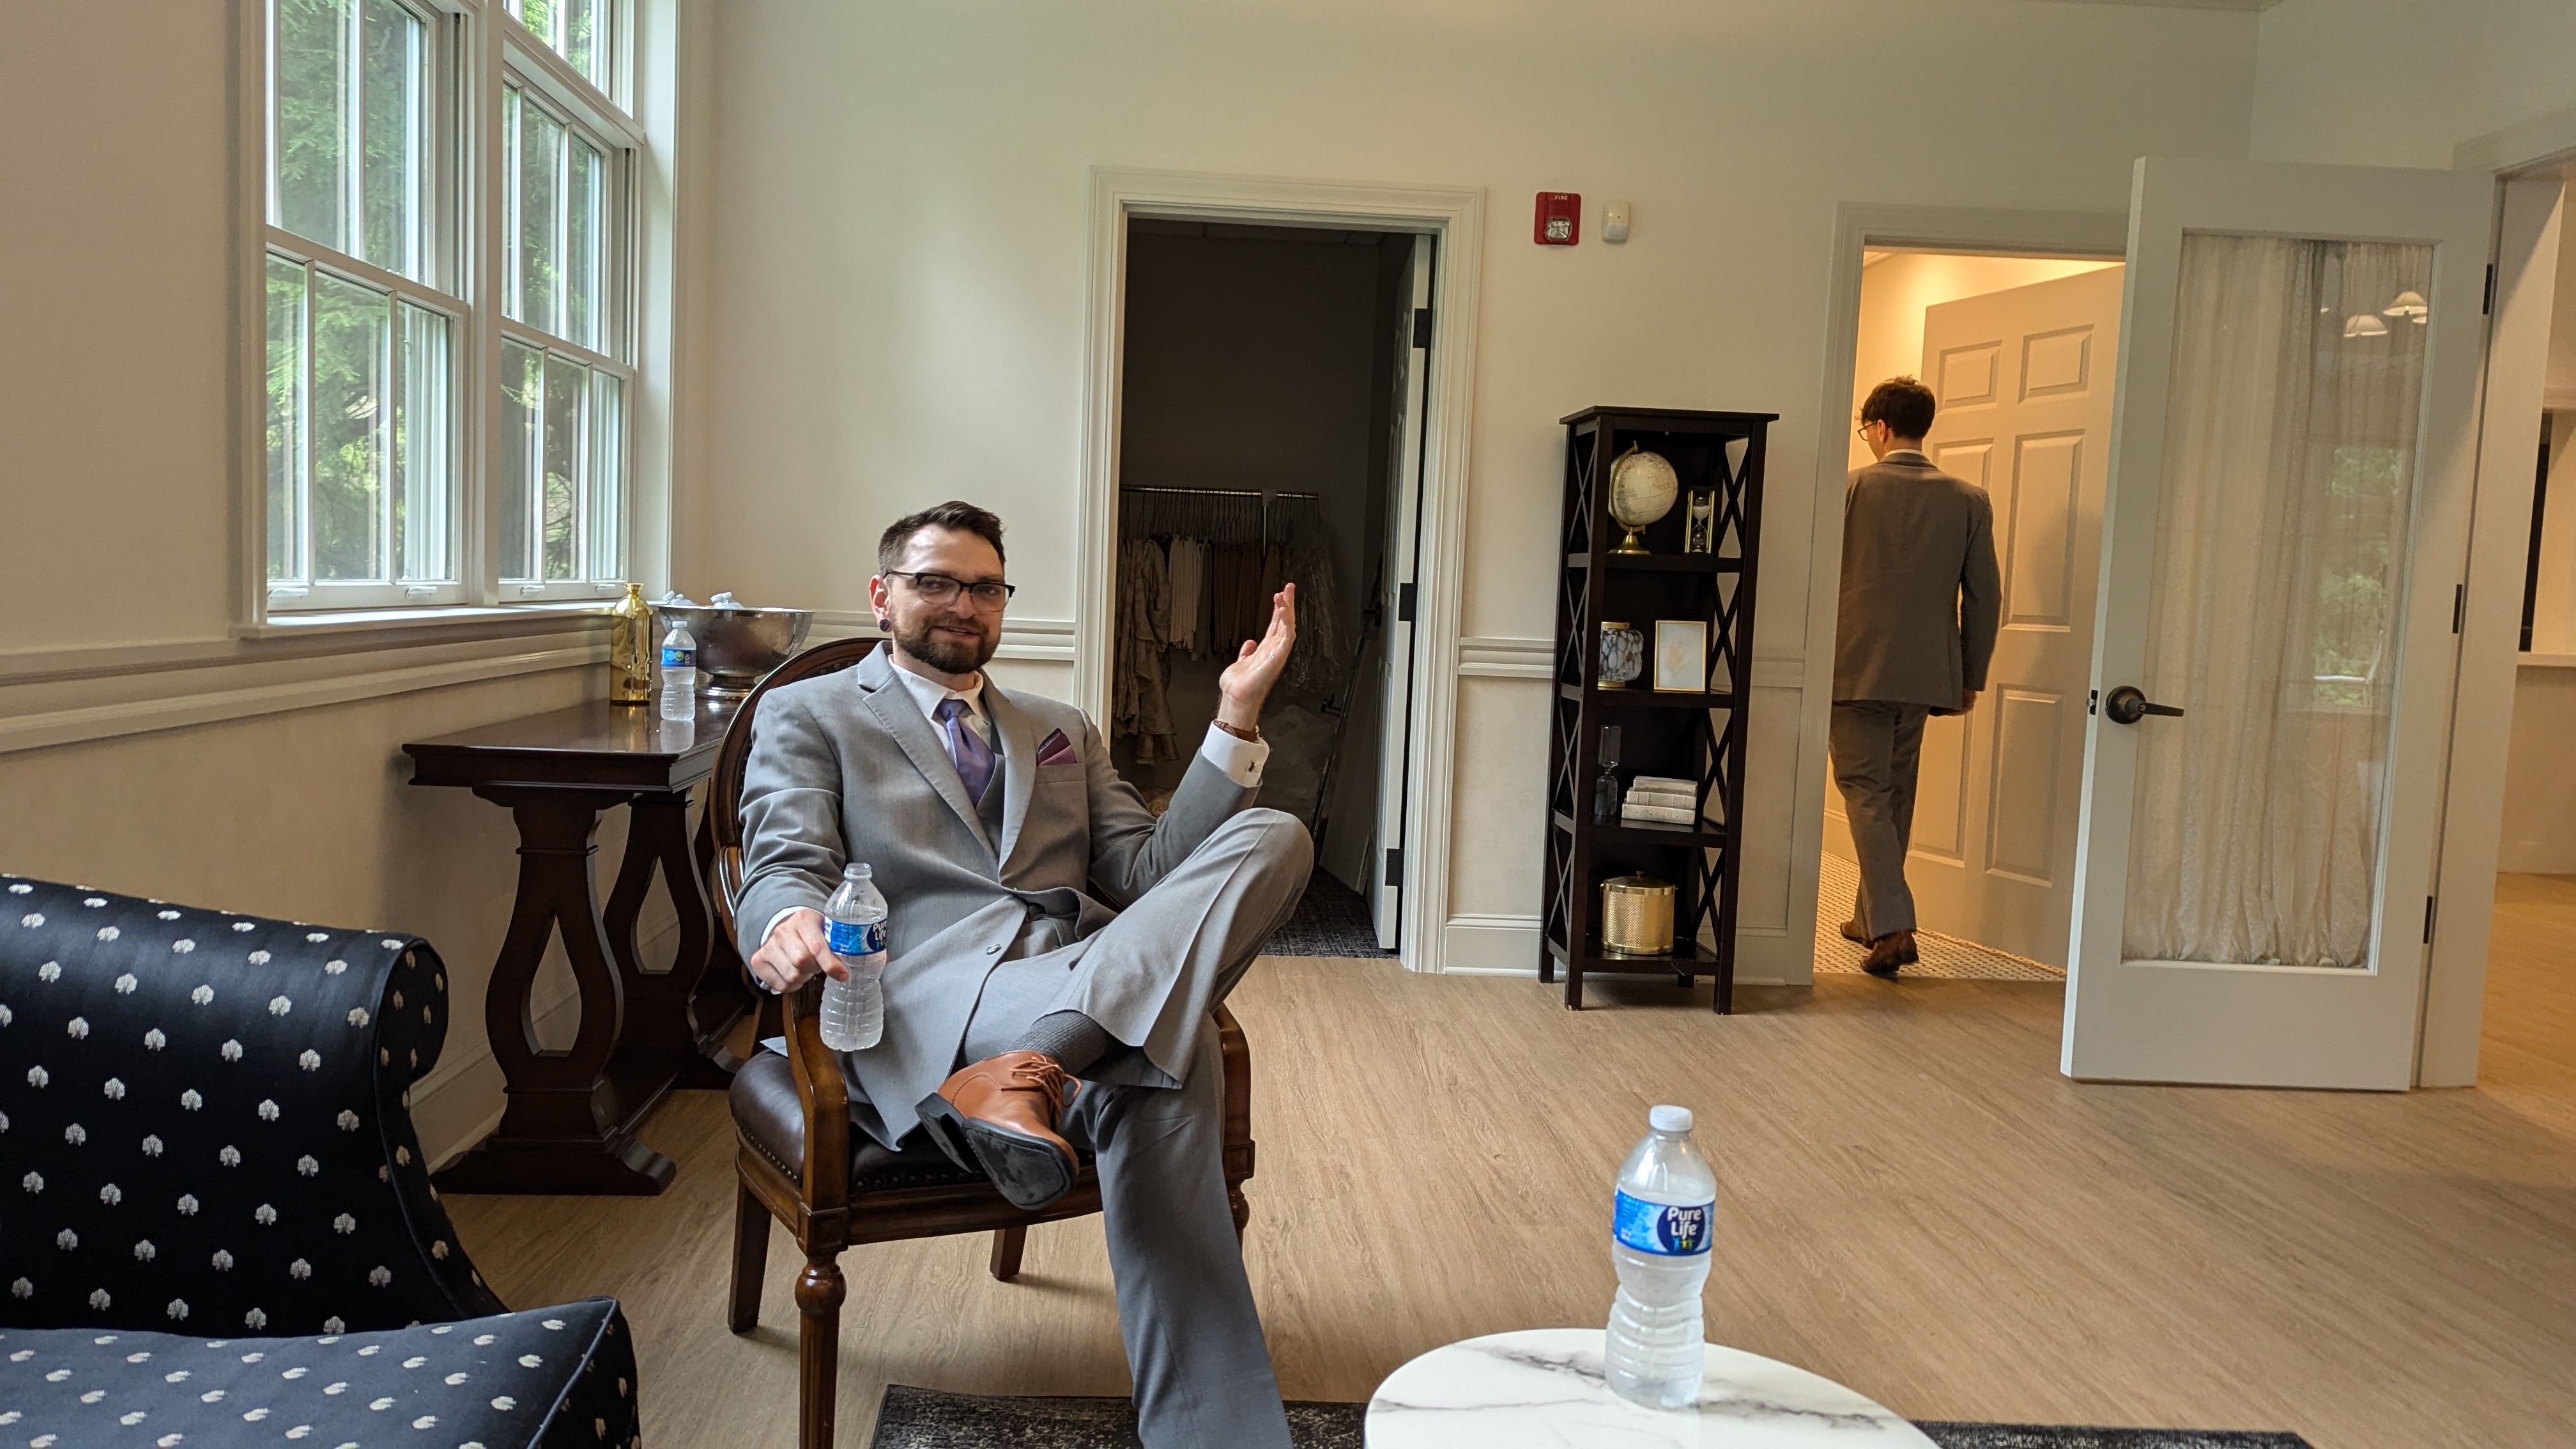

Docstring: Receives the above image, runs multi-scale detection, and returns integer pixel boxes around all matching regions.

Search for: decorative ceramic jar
[1598,621,1644,689]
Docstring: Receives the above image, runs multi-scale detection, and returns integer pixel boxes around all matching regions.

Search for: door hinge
[2087,687,2099,717]
[1384,847,1404,888]
[2454,583,2466,634]
[1412,308,1434,348]
[2424,895,2437,944]
[1397,581,1416,622]
[2485,263,2497,316]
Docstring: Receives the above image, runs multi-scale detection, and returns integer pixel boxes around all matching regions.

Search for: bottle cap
[843,862,871,879]
[1648,1104,1693,1134]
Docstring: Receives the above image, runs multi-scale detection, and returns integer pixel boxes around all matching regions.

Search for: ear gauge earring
[875,617,891,632]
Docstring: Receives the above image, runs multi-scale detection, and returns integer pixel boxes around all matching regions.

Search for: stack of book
[1621,775,1702,827]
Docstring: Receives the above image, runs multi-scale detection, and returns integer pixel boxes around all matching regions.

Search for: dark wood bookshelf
[1542,406,1774,1012]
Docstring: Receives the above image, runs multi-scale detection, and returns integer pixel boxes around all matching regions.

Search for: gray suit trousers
[961,807,1314,1449]
[1830,700,1929,940]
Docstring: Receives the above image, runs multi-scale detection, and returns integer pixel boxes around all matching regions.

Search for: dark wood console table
[406,698,756,1195]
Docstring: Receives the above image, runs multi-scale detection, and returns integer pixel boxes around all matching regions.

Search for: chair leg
[988,1225,1027,1282]
[1229,1185,1250,1244]
[728,1179,771,1333]
[795,1251,846,1449]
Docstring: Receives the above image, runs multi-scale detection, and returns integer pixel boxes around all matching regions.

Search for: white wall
[686,0,2259,976]
[2250,0,2576,169]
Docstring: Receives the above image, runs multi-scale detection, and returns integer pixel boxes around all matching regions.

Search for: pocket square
[1035,728,1079,767]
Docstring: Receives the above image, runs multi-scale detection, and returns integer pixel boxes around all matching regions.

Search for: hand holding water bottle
[818,863,889,1052]
[1605,1104,1717,1409]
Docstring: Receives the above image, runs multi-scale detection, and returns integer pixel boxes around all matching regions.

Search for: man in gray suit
[735,501,1311,1448]
[1832,377,2001,976]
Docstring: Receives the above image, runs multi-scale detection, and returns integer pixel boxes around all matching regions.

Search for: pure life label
[1613,1191,1712,1255]
[827,919,884,957]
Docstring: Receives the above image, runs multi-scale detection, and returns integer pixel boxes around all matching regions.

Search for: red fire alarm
[1534,192,1581,245]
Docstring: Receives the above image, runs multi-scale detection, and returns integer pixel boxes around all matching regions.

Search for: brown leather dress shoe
[1839,918,1870,946]
[1862,930,1918,977]
[917,1051,1083,1210]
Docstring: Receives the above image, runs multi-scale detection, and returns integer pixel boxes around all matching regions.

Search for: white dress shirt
[761,656,1272,947]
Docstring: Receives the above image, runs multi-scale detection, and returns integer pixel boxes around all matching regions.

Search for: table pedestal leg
[433,786,678,1196]
[604,790,749,1089]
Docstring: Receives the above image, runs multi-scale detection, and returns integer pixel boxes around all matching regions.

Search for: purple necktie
[935,696,997,803]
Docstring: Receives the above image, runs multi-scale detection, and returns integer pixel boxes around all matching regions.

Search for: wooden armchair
[705,638,1257,1449]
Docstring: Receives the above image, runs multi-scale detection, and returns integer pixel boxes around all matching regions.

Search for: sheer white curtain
[2121,234,2434,969]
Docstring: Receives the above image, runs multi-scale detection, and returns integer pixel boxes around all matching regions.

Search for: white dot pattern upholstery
[0,877,496,1336]
[0,1299,639,1448]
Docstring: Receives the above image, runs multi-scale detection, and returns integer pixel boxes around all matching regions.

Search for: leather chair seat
[730,1050,1095,1193]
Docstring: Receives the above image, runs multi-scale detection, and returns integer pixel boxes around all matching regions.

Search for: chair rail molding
[0,627,608,757]
[1075,166,1485,974]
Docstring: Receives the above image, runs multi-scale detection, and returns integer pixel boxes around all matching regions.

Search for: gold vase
[610,583,654,705]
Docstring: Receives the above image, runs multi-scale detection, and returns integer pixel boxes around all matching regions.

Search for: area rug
[1814,852,2065,981]
[1261,870,1395,959]
[868,1386,2311,1448]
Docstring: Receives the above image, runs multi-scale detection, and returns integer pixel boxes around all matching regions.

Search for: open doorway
[1814,247,2122,981]
[1107,219,1434,956]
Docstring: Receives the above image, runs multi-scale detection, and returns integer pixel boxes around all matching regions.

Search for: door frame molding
[1073,167,1485,972]
[1794,204,2127,987]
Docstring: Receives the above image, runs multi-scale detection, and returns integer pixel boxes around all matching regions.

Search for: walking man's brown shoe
[1862,929,1918,977]
[918,1050,1083,1210]
[1839,918,1870,946]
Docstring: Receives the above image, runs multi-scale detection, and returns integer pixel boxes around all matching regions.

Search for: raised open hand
[1216,581,1298,730]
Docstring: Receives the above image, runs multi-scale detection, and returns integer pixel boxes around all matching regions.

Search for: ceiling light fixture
[2344,314,2389,339]
[2382,289,2428,319]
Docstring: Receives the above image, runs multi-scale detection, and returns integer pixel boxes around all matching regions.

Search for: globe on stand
[1607,445,1680,555]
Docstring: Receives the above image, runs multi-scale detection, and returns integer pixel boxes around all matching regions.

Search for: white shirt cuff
[1199,723,1269,788]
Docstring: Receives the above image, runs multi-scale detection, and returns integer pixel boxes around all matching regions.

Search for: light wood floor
[446,877,2576,1446]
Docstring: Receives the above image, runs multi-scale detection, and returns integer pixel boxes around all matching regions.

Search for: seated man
[735,500,1310,1449]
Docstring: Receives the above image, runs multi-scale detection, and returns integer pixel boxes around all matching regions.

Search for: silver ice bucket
[652,603,814,700]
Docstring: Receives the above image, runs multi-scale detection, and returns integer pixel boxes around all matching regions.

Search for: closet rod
[1118,486,1319,499]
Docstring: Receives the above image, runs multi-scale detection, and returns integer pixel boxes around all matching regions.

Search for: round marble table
[1364,1328,1937,1448]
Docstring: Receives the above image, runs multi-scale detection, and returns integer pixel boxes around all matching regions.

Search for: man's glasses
[885,569,1015,612]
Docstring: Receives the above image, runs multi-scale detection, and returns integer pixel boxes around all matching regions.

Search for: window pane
[265,256,309,581]
[518,100,564,337]
[2121,235,2435,970]
[500,341,543,580]
[310,273,390,581]
[563,0,599,84]
[357,0,424,280]
[567,137,603,350]
[590,370,624,579]
[519,0,558,52]
[394,302,451,581]
[542,354,586,579]
[275,0,351,251]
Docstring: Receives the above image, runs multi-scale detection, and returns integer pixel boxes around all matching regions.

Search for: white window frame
[240,0,659,627]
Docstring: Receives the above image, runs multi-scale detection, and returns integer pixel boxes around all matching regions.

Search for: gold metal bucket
[1600,875,1677,957]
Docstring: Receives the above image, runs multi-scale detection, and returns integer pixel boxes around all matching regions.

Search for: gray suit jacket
[1832,454,2002,712]
[734,644,1255,1147]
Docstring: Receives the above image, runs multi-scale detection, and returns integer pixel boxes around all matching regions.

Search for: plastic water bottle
[1605,1104,1717,1409]
[818,863,888,1052]
[657,618,697,722]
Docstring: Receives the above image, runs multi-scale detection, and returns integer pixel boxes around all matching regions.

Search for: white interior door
[1371,236,1435,948]
[1908,266,2124,967]
[2063,158,2493,1088]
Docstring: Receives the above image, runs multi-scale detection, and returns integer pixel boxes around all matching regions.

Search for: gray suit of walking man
[734,502,1312,1448]
[1831,377,2002,976]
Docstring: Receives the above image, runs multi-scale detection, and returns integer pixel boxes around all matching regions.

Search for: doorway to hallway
[1817,248,2122,979]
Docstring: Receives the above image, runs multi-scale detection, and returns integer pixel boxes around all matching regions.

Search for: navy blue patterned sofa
[0,873,643,1446]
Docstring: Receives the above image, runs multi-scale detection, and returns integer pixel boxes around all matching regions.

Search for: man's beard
[896,615,998,675]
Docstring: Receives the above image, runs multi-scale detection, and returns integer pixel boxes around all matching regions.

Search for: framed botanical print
[1652,619,1708,693]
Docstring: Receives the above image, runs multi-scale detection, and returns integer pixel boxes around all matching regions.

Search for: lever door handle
[2103,685,2184,725]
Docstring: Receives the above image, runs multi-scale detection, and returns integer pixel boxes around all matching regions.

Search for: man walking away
[1830,377,2001,976]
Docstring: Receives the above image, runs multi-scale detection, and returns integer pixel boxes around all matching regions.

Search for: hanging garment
[1277,527,1347,698]
[1164,536,1205,659]
[1112,539,1179,764]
